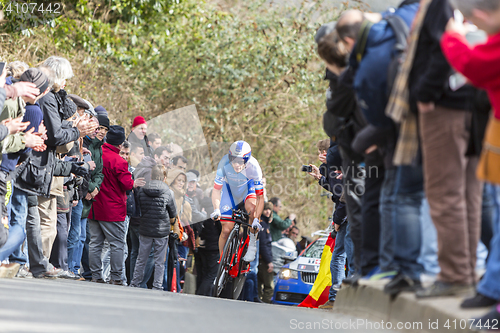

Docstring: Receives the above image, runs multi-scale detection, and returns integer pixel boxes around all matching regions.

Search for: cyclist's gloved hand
[251,218,262,231]
[210,209,221,220]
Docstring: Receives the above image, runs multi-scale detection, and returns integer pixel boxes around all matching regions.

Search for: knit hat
[186,171,198,184]
[106,125,125,146]
[22,104,43,132]
[95,105,108,117]
[97,114,110,129]
[19,68,49,96]
[132,116,147,128]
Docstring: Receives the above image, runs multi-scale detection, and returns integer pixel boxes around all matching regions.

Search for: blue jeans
[379,168,398,272]
[329,222,354,301]
[392,165,424,280]
[418,200,440,275]
[67,200,83,274]
[478,184,500,300]
[0,224,25,261]
[8,187,28,265]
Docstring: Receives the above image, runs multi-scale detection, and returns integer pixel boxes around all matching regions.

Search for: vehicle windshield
[301,239,326,259]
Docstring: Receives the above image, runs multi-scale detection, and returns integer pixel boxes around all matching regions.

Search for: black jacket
[14,90,79,197]
[259,215,273,265]
[137,180,177,238]
[196,195,221,252]
[409,0,474,112]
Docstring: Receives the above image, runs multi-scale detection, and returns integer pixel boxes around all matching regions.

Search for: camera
[301,165,312,173]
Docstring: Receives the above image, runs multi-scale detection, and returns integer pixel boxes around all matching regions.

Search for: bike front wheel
[213,227,238,297]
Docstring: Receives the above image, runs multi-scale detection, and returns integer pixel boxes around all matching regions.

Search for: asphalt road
[0,278,399,333]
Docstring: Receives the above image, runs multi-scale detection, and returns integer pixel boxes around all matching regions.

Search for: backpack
[385,15,410,98]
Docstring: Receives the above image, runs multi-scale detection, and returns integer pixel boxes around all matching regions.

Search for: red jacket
[441,31,500,119]
[90,143,134,222]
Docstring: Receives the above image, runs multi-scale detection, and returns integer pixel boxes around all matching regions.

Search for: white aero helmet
[229,141,252,164]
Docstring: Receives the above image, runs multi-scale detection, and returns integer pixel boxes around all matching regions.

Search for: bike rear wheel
[213,227,238,297]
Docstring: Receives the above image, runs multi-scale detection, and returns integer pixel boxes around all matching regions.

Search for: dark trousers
[361,155,384,275]
[195,250,219,296]
[257,261,274,303]
[50,210,71,271]
[81,222,92,279]
[339,147,365,275]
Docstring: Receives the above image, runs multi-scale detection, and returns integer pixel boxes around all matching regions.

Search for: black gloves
[71,162,89,177]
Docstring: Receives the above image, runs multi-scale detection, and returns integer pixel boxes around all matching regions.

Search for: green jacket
[270,211,292,242]
[82,137,104,218]
[0,97,26,156]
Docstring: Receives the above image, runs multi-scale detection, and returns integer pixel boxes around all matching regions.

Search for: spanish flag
[297,234,335,308]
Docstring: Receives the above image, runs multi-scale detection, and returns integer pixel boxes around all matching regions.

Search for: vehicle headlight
[279,268,298,280]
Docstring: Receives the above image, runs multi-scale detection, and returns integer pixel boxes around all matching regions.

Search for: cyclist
[211,141,264,262]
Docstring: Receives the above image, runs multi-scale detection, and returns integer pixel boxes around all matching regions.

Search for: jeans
[418,200,440,275]
[478,184,500,300]
[392,165,425,280]
[67,200,83,274]
[482,186,495,253]
[81,220,91,279]
[379,168,397,272]
[0,224,25,262]
[329,222,354,301]
[129,223,154,288]
[8,187,28,265]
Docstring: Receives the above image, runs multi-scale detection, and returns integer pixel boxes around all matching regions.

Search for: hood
[134,157,158,182]
[142,180,168,198]
[166,168,186,197]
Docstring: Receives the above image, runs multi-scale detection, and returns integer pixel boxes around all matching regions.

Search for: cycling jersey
[214,155,264,218]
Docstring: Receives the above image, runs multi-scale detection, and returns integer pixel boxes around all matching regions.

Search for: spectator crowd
[1,0,500,327]
[0,58,299,302]
[311,0,500,325]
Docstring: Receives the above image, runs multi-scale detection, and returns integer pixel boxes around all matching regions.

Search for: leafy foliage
[0,0,346,234]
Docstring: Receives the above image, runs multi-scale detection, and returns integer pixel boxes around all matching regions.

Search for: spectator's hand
[417,101,435,114]
[445,18,468,36]
[134,177,146,188]
[335,171,343,180]
[32,143,47,152]
[308,164,322,181]
[318,152,327,164]
[87,160,96,171]
[72,200,78,207]
[251,218,262,231]
[210,209,221,221]
[90,188,99,198]
[85,193,93,200]
[267,262,274,273]
[37,122,48,141]
[8,82,39,99]
[76,118,98,138]
[3,117,29,135]
[365,145,378,154]
[0,68,6,89]
[24,128,45,149]
[82,147,91,156]
[289,213,296,221]
[334,223,341,232]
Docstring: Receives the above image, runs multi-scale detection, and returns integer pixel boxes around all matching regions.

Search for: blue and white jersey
[214,155,264,203]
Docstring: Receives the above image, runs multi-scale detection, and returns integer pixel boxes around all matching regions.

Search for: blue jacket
[351,3,419,128]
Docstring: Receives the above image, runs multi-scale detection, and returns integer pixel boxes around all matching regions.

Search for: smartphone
[301,165,312,173]
[0,62,5,75]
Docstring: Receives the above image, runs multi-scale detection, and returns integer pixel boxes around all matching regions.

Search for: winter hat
[97,114,110,129]
[186,171,198,183]
[95,105,108,117]
[19,68,49,95]
[106,125,125,146]
[68,94,89,110]
[132,116,147,128]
